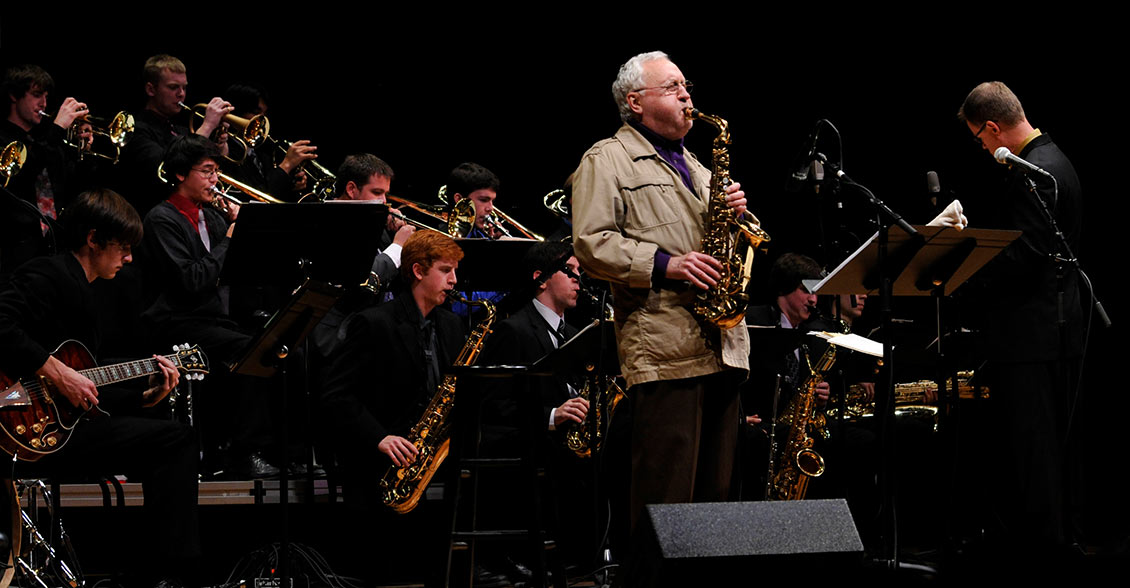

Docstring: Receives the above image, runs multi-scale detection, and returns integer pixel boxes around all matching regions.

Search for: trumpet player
[224,82,319,201]
[1,64,93,280]
[119,54,232,214]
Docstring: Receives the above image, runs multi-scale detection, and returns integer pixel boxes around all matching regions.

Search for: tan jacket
[571,123,749,388]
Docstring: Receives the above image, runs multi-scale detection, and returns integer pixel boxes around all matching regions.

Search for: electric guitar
[0,340,208,461]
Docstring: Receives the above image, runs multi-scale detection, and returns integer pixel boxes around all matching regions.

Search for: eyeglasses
[192,166,219,179]
[972,121,989,146]
[634,80,693,96]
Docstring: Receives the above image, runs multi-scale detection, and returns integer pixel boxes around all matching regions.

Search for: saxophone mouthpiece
[685,107,700,120]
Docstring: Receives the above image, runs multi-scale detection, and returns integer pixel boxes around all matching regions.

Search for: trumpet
[38,109,135,164]
[274,138,337,203]
[437,185,545,241]
[179,101,265,164]
[1,141,28,188]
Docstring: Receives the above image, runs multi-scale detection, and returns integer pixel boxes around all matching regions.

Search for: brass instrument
[437,185,545,240]
[1,141,28,188]
[543,188,570,219]
[276,139,337,203]
[829,372,987,431]
[563,375,627,458]
[766,343,837,501]
[686,108,770,329]
[157,162,285,212]
[387,195,477,237]
[380,294,496,513]
[179,101,264,164]
[40,109,135,164]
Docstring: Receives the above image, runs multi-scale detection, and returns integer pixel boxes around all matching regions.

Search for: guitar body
[0,340,96,461]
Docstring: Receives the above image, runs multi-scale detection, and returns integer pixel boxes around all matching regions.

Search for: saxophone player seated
[319,230,466,509]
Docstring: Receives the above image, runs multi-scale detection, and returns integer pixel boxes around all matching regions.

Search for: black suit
[320,292,465,509]
[0,254,200,568]
[480,301,578,449]
[971,133,1084,551]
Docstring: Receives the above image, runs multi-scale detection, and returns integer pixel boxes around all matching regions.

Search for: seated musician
[319,230,465,511]
[118,54,232,215]
[309,153,415,357]
[477,241,598,574]
[1,64,92,281]
[447,161,501,239]
[140,134,281,479]
[0,189,200,583]
[224,82,319,202]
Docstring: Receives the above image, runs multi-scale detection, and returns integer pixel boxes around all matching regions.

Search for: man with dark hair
[0,189,200,582]
[141,134,280,478]
[958,81,1085,561]
[320,230,466,509]
[224,82,319,202]
[119,54,232,214]
[448,161,501,238]
[1,64,92,280]
[571,51,751,539]
[309,154,415,357]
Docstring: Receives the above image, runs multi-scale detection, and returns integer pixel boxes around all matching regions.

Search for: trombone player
[224,82,320,201]
[1,64,94,280]
[119,54,233,214]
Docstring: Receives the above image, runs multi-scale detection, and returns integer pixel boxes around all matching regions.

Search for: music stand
[453,238,540,292]
[222,201,386,289]
[807,223,1018,572]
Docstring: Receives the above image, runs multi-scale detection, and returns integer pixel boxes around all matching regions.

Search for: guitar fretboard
[78,354,177,387]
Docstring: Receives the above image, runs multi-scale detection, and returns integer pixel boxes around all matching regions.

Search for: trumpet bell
[1,141,28,187]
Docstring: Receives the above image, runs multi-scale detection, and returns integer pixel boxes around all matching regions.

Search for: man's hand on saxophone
[666,252,722,290]
[379,435,419,467]
[723,181,747,216]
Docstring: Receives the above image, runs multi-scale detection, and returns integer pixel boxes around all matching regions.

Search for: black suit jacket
[974,133,1084,362]
[320,293,466,469]
[479,302,578,449]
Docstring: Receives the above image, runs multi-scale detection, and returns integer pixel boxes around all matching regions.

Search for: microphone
[994,147,1053,178]
[926,171,941,207]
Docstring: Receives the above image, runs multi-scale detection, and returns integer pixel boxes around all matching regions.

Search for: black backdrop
[3,15,1125,543]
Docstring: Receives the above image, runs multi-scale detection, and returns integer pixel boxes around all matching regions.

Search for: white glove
[927,199,968,230]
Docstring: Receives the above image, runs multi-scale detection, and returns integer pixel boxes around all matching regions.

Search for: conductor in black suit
[319,230,466,510]
[958,81,1085,561]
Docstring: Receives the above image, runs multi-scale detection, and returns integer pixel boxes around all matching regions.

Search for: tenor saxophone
[685,108,770,329]
[379,294,497,514]
[766,343,837,501]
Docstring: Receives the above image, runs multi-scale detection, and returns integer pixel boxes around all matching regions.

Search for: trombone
[386,195,477,238]
[1,141,28,188]
[156,161,285,213]
[436,185,544,241]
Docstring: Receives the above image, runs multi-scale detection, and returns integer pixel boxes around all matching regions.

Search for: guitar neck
[77,354,178,387]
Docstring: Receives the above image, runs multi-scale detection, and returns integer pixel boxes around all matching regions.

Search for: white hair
[612,51,669,122]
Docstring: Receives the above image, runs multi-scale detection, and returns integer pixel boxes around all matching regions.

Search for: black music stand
[808,223,1018,573]
[453,238,540,293]
[222,201,386,289]
[221,202,385,588]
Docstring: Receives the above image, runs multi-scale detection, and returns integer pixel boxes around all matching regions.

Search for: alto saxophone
[766,343,837,501]
[685,108,770,329]
[379,294,497,514]
[563,375,627,459]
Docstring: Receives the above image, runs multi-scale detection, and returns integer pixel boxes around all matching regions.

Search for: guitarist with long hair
[0,189,201,585]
